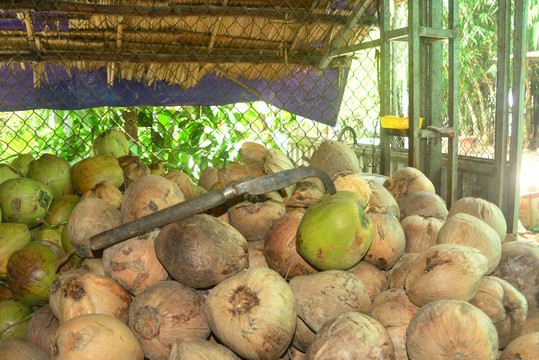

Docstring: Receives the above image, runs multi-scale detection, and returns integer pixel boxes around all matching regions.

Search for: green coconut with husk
[44,194,80,226]
[60,224,80,266]
[0,223,31,280]
[0,164,21,186]
[0,178,53,229]
[0,298,33,340]
[32,225,63,247]
[296,191,373,270]
[9,154,35,177]
[6,241,68,306]
[26,154,74,199]
[92,129,130,158]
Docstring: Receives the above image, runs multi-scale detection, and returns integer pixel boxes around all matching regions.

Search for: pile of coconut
[0,130,537,360]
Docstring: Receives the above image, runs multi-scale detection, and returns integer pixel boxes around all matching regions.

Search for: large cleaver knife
[89,166,336,251]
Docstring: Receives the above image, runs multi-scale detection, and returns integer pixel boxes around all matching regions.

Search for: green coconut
[26,154,74,199]
[72,156,124,194]
[0,298,33,340]
[60,224,80,266]
[0,178,53,229]
[296,191,373,270]
[9,154,35,177]
[92,129,130,158]
[44,194,80,226]
[6,241,67,306]
[32,226,63,247]
[0,223,31,279]
[0,164,21,186]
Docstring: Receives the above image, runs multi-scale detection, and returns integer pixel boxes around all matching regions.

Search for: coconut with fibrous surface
[262,148,296,199]
[72,155,124,194]
[347,260,388,301]
[49,269,132,324]
[305,312,395,360]
[0,338,49,360]
[368,179,400,218]
[118,154,151,188]
[388,252,420,289]
[309,140,360,178]
[163,169,196,200]
[292,316,316,352]
[364,207,405,270]
[404,243,489,307]
[499,332,539,360]
[80,180,123,210]
[401,215,444,253]
[169,339,240,360]
[217,163,249,188]
[469,276,528,349]
[198,166,219,191]
[264,211,317,280]
[399,190,448,220]
[155,214,248,289]
[51,313,144,360]
[68,197,122,258]
[289,270,371,333]
[103,230,168,294]
[448,196,507,242]
[383,166,435,203]
[228,199,286,242]
[129,280,210,360]
[121,175,184,223]
[332,171,372,200]
[406,299,498,360]
[24,304,59,356]
[239,142,267,178]
[205,267,296,360]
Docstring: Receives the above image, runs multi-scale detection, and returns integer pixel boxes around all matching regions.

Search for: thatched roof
[0,0,379,88]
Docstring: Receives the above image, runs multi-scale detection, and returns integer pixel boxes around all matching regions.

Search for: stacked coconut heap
[0,130,537,360]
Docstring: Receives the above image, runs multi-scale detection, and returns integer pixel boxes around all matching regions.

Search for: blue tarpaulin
[0,63,348,126]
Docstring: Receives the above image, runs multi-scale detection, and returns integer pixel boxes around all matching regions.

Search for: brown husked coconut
[288,188,324,213]
[0,286,12,300]
[102,230,168,294]
[24,304,60,357]
[469,276,528,348]
[80,180,123,210]
[368,179,400,218]
[383,166,435,202]
[155,214,248,289]
[499,332,539,360]
[371,289,419,360]
[401,215,444,253]
[448,197,507,242]
[79,258,105,276]
[406,300,498,360]
[129,281,210,360]
[388,253,420,289]
[239,142,267,178]
[262,148,296,198]
[148,161,166,176]
[399,190,448,220]
[0,338,49,360]
[364,208,405,270]
[169,339,240,360]
[346,260,388,301]
[437,213,502,274]
[289,270,371,332]
[491,241,539,309]
[521,308,539,335]
[72,155,124,194]
[292,316,316,352]
[205,267,297,360]
[68,197,122,257]
[247,239,268,268]
[228,200,286,242]
[163,169,196,200]
[51,313,144,360]
[309,140,361,178]
[332,171,372,201]
[264,211,317,279]
[305,312,395,360]
[197,166,219,191]
[404,243,489,307]
[117,155,151,188]
[49,269,132,324]
[217,163,249,188]
[121,175,184,223]
[288,345,306,360]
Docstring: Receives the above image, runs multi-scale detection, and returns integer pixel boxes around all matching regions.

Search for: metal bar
[0,51,320,65]
[317,0,372,72]
[379,0,392,175]
[446,0,459,208]
[494,0,511,212]
[506,0,529,233]
[0,1,350,25]
[408,0,421,168]
[329,39,381,58]
[427,0,444,194]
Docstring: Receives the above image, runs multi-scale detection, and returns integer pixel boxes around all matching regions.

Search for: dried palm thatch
[0,0,381,88]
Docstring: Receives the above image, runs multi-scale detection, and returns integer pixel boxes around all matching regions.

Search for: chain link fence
[0,0,535,181]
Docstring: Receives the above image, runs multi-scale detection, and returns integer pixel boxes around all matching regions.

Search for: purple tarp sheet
[0,64,347,126]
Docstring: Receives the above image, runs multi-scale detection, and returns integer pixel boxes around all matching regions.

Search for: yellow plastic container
[381,116,424,130]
